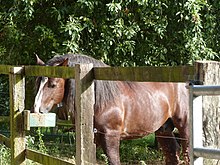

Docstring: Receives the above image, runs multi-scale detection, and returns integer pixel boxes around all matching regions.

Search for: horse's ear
[59,58,68,67]
[35,54,45,65]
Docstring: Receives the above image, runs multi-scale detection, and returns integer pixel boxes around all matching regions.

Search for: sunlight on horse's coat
[34,77,48,113]
[33,54,190,165]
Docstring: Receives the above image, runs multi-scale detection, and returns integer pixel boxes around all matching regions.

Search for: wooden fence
[0,61,219,164]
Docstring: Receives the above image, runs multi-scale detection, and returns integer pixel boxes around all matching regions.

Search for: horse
[33,54,190,165]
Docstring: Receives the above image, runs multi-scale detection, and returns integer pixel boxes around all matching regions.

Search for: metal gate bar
[194,148,220,160]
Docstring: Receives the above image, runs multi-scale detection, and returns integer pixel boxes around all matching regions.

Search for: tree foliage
[0,0,219,66]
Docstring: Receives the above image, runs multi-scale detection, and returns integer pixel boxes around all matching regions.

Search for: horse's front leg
[176,125,190,165]
[155,127,180,165]
[100,132,121,165]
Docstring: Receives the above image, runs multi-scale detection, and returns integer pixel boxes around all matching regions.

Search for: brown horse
[33,54,190,165]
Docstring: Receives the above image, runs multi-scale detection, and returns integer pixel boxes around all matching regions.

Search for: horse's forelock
[48,54,121,110]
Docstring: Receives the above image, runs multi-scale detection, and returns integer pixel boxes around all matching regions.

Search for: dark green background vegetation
[0,0,219,66]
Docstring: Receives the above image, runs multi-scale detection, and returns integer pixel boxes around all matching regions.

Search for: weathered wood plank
[56,119,73,127]
[25,65,194,82]
[9,67,26,165]
[94,65,194,82]
[24,110,56,130]
[75,64,96,164]
[0,65,11,74]
[24,66,75,78]
[29,113,56,127]
[0,134,10,148]
[0,116,9,122]
[26,149,75,165]
[24,110,30,130]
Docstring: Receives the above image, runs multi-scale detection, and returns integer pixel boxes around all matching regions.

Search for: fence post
[9,67,26,165]
[195,61,220,165]
[75,64,96,165]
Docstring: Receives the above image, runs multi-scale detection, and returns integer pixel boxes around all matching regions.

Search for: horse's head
[33,55,68,113]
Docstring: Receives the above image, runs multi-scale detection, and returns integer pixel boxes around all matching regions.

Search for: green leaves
[22,0,36,20]
[63,15,84,53]
[107,2,122,14]
[0,0,219,66]
[182,0,218,64]
[0,144,11,164]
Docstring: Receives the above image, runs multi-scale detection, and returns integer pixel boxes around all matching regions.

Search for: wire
[93,128,188,141]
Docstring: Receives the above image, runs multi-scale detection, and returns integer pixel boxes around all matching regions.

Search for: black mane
[47,54,108,67]
[47,54,122,109]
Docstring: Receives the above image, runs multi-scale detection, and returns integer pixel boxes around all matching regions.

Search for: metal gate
[189,85,220,165]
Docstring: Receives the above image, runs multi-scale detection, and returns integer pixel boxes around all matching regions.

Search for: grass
[0,129,163,165]
[119,134,163,164]
[0,144,10,165]
[96,133,163,164]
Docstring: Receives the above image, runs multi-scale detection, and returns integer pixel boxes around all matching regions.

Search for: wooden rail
[94,65,194,82]
[0,116,10,122]
[0,116,73,127]
[26,149,74,165]
[0,65,12,74]
[24,65,194,82]
[0,134,10,147]
[24,66,75,78]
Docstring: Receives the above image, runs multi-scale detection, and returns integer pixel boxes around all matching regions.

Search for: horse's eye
[50,84,56,88]
[48,79,56,88]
